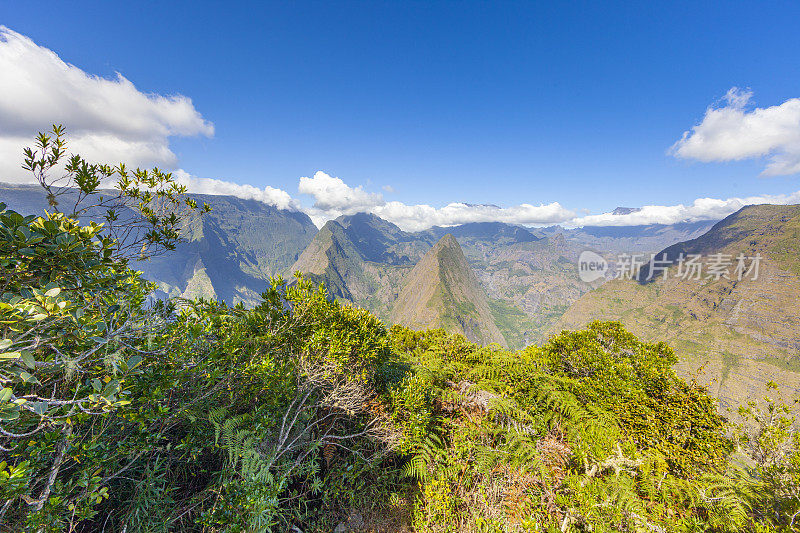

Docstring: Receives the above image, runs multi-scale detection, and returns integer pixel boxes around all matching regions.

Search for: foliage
[535,321,732,476]
[735,382,800,528]
[22,124,210,261]
[383,324,793,533]
[0,201,156,526]
[3,129,799,532]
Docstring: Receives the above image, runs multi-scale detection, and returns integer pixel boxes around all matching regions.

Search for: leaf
[44,287,61,298]
[19,372,40,384]
[126,355,143,370]
[0,351,21,361]
[32,401,48,415]
[0,407,20,421]
[0,339,11,351]
[0,388,12,402]
[20,351,35,370]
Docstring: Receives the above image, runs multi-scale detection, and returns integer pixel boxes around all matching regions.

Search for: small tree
[0,128,206,527]
[736,381,800,528]
[21,124,209,261]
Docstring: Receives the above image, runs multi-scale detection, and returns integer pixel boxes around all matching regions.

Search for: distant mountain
[391,234,506,346]
[425,221,541,245]
[554,204,800,413]
[292,219,385,303]
[334,212,432,265]
[289,213,718,347]
[611,206,641,216]
[142,194,316,305]
[540,220,717,254]
[289,216,421,320]
[0,183,317,306]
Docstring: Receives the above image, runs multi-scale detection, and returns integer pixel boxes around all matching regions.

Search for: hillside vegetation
[555,205,800,416]
[3,129,800,532]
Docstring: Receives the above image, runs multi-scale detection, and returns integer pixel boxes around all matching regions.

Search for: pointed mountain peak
[391,233,506,346]
[436,233,459,249]
[289,219,368,301]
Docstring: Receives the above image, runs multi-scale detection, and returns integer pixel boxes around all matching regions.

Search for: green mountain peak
[391,233,507,346]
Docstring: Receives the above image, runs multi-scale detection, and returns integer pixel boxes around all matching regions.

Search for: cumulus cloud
[172,170,299,211]
[298,171,386,225]
[0,26,213,181]
[372,201,575,232]
[295,170,574,230]
[299,171,384,211]
[571,190,800,227]
[671,88,800,175]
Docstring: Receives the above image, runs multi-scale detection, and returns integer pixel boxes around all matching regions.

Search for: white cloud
[372,201,575,232]
[571,190,800,227]
[0,26,213,181]
[295,170,574,230]
[382,184,395,193]
[172,167,800,231]
[299,171,384,212]
[298,171,386,225]
[172,170,299,211]
[671,87,800,175]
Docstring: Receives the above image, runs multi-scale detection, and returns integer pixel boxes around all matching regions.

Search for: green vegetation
[488,299,539,350]
[3,130,800,532]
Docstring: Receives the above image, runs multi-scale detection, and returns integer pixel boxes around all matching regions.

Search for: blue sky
[2,1,800,229]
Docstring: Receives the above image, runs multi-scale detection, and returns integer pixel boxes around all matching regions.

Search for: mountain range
[0,183,718,347]
[8,182,800,410]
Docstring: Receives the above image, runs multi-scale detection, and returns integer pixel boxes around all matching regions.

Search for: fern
[402,433,444,480]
